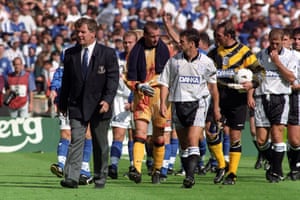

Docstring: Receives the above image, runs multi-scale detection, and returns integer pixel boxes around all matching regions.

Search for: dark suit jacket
[59,42,119,122]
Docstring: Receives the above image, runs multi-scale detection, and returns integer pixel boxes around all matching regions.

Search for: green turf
[0,153,298,200]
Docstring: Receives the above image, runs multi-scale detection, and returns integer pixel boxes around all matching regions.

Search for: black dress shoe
[60,179,78,188]
[95,183,105,189]
[93,177,106,189]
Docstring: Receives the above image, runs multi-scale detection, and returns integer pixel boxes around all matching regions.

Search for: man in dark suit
[59,17,119,189]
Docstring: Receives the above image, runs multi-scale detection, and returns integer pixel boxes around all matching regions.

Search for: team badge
[222,56,229,66]
[97,65,105,74]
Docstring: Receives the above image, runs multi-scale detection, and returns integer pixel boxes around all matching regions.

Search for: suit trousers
[90,117,110,185]
[64,117,111,185]
[64,118,87,182]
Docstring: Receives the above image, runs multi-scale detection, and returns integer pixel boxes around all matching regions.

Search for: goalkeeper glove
[136,83,155,97]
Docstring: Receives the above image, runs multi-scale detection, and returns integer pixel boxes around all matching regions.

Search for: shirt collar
[82,41,96,53]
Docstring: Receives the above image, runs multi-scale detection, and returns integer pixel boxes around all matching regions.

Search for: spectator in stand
[136,8,147,29]
[4,37,25,64]
[19,1,37,35]
[259,33,270,50]
[160,0,177,20]
[0,2,10,25]
[141,0,162,11]
[236,11,249,34]
[0,41,12,76]
[277,3,291,25]
[114,0,129,24]
[247,35,261,54]
[27,34,42,55]
[174,0,193,32]
[0,41,13,106]
[34,51,48,94]
[82,3,98,19]
[268,11,285,29]
[193,13,209,33]
[219,5,231,21]
[1,9,26,37]
[52,34,65,53]
[24,45,37,73]
[241,4,263,34]
[51,14,68,39]
[65,4,81,25]
[128,18,138,31]
[96,0,115,31]
[19,30,30,56]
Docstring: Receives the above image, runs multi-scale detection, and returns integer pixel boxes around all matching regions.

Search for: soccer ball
[234,68,253,83]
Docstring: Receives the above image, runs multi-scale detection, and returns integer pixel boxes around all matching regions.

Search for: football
[234,68,253,83]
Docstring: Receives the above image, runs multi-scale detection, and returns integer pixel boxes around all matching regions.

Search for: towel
[126,37,170,81]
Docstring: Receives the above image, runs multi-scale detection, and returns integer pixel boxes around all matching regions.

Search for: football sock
[168,138,179,170]
[153,143,165,171]
[207,135,226,169]
[199,138,206,167]
[222,132,230,162]
[186,147,200,178]
[258,141,272,163]
[161,144,171,176]
[128,140,134,166]
[110,140,123,168]
[145,140,153,170]
[287,143,300,171]
[133,140,145,173]
[272,143,286,176]
[81,138,92,176]
[228,140,242,175]
[57,138,70,169]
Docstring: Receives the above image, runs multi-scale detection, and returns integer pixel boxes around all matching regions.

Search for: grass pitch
[0,152,298,200]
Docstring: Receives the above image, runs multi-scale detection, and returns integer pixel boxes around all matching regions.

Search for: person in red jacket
[5,56,36,117]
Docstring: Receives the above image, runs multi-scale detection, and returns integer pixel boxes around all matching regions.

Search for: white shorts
[111,110,132,129]
[111,95,133,129]
[59,113,71,130]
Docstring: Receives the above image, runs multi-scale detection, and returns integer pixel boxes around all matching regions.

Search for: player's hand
[137,82,155,97]
[241,81,253,91]
[160,103,168,118]
[269,50,280,64]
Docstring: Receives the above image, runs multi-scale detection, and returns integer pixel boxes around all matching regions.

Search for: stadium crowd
[1,0,300,188]
[0,0,299,111]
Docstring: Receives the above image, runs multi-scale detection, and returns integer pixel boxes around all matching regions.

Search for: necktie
[82,48,89,77]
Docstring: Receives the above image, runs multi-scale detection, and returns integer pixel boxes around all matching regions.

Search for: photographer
[5,57,36,118]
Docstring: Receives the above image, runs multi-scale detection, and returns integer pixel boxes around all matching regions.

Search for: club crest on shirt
[222,56,229,66]
[97,65,105,74]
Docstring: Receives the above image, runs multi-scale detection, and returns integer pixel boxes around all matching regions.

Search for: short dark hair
[292,27,300,37]
[283,28,293,38]
[123,30,138,41]
[199,32,210,46]
[143,21,160,35]
[217,20,236,39]
[269,28,284,40]
[74,17,98,33]
[179,28,200,48]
